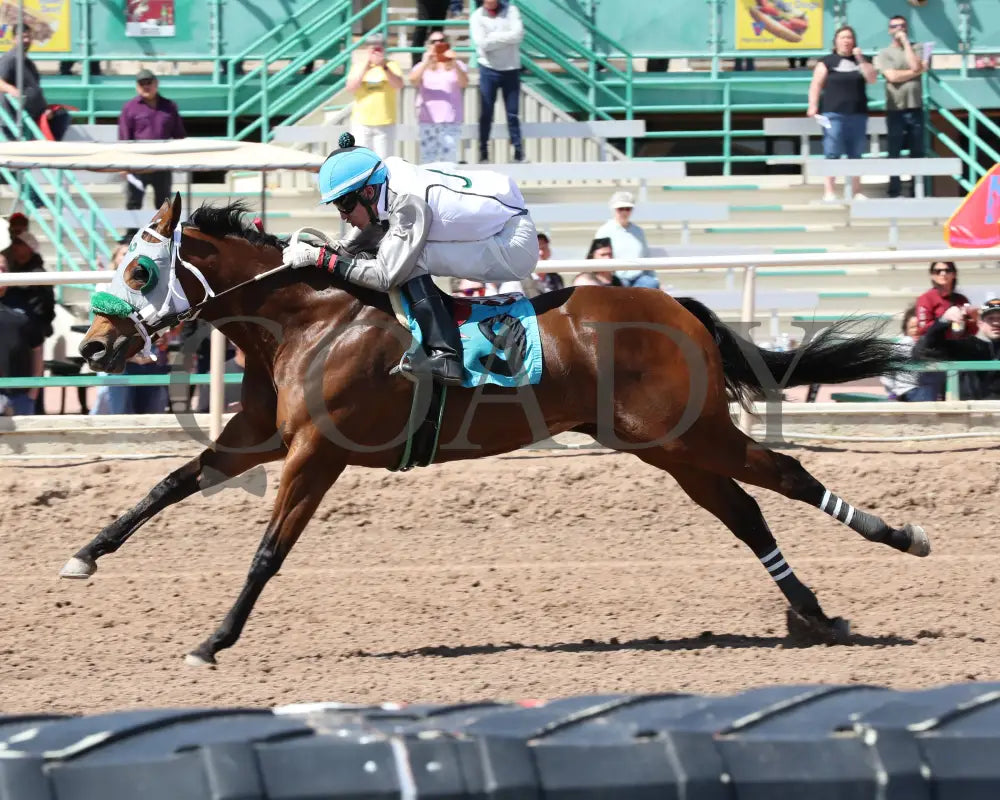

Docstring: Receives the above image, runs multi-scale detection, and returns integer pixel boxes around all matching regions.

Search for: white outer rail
[4,247,999,440]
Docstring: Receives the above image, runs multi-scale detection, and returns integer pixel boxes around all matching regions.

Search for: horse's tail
[675,297,911,412]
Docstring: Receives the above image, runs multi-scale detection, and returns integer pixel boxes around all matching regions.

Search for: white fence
[3,246,1000,451]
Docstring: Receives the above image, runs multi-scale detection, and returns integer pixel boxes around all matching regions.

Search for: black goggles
[333,192,360,214]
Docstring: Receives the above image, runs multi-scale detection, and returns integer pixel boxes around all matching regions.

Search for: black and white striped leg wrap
[760,547,794,583]
[818,489,889,542]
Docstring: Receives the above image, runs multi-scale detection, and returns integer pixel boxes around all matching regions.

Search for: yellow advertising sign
[736,0,823,51]
[0,1,72,53]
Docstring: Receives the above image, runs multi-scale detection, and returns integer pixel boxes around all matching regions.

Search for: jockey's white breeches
[414,213,538,283]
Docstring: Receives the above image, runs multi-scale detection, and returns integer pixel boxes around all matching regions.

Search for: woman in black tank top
[806,25,877,201]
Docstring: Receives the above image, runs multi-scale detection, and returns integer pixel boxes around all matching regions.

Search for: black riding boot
[399,275,464,386]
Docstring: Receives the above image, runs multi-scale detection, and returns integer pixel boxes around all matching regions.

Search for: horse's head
[80,193,184,373]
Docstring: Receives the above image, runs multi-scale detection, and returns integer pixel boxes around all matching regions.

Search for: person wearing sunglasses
[915,261,975,338]
[912,261,975,400]
[281,131,538,386]
[409,33,468,164]
[876,16,928,198]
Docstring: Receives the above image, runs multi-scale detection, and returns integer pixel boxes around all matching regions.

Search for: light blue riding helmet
[318,132,389,205]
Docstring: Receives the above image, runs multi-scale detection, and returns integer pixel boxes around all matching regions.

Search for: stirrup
[389,352,421,383]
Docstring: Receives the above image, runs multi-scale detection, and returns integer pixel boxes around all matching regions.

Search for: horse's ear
[169,192,182,231]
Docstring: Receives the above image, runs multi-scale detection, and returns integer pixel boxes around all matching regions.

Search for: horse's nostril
[80,339,107,363]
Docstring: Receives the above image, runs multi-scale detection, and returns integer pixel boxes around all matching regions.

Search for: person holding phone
[876,16,928,198]
[347,35,405,158]
[409,32,469,163]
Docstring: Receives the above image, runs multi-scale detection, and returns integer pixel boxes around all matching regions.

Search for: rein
[124,226,328,349]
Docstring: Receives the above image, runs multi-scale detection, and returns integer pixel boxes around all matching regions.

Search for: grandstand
[1,0,1000,404]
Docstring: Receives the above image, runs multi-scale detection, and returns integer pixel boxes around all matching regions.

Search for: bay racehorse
[69,195,929,666]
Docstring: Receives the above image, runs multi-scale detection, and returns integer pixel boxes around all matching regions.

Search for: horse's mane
[187,201,286,251]
[185,200,394,315]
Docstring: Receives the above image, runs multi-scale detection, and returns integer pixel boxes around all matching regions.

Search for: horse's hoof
[904,524,931,557]
[59,556,96,579]
[786,608,851,645]
[184,651,217,668]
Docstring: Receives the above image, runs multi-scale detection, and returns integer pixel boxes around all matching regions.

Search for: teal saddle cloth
[398,293,544,388]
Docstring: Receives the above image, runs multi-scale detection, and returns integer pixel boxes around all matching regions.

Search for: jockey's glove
[282,241,353,277]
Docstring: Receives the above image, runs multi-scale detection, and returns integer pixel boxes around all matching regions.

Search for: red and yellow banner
[945,163,1000,248]
[0,1,71,53]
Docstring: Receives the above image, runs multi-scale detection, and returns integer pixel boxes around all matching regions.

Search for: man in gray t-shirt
[0,25,47,125]
[876,15,928,197]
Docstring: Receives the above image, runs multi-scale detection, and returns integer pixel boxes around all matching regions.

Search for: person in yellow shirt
[346,35,405,156]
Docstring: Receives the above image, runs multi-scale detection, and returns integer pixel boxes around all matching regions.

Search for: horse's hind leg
[59,411,286,579]
[640,452,850,644]
[717,434,930,558]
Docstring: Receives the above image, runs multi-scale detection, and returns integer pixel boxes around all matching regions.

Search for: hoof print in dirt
[786,608,851,646]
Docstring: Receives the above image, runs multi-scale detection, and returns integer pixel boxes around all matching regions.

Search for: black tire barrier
[3,683,1000,799]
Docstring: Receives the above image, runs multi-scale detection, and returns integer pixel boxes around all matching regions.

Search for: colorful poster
[735,0,822,51]
[0,0,71,53]
[125,0,175,37]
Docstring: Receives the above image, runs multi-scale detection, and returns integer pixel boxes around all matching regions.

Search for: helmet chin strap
[359,184,382,227]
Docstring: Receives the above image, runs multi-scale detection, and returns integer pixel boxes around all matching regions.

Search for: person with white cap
[594,191,659,289]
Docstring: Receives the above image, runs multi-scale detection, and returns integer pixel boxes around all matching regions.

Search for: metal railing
[0,104,116,289]
[925,71,1000,191]
[4,245,1000,435]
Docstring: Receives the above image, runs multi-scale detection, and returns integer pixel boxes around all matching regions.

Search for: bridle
[106,225,323,357]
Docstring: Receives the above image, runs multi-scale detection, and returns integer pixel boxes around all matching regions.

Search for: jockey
[282,132,538,386]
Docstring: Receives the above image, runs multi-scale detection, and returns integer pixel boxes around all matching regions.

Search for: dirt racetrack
[2,442,998,714]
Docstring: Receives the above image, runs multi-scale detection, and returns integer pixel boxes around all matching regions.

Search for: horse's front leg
[59,410,286,579]
[185,437,344,666]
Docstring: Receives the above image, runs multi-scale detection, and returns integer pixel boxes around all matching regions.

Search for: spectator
[470,0,524,163]
[532,231,564,292]
[913,298,1000,400]
[118,69,186,226]
[0,24,70,142]
[490,228,563,296]
[409,31,468,163]
[225,348,246,411]
[807,25,877,202]
[788,57,809,69]
[8,212,28,241]
[455,278,488,297]
[413,0,450,67]
[881,306,930,401]
[574,237,621,287]
[876,16,927,198]
[0,235,54,415]
[89,239,132,416]
[595,191,659,289]
[913,260,975,401]
[0,253,29,415]
[915,261,975,337]
[346,35,404,157]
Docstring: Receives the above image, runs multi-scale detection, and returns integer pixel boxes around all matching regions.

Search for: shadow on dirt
[352,630,916,659]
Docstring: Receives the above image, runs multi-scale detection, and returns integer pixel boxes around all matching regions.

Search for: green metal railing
[925,71,1000,191]
[0,361,991,405]
[0,104,116,287]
